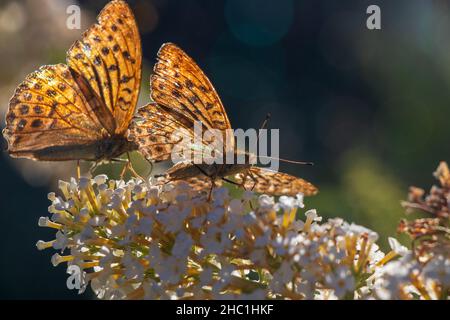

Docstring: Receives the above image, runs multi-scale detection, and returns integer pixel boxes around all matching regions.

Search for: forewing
[67,0,142,135]
[151,43,234,153]
[3,64,105,160]
[234,167,318,196]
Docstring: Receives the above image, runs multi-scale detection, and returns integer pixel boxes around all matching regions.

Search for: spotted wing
[234,167,318,196]
[129,102,218,162]
[157,172,222,193]
[3,64,107,161]
[67,0,142,135]
[170,177,221,193]
[150,43,234,155]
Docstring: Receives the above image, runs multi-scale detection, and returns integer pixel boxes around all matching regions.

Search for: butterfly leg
[144,157,154,176]
[207,179,216,201]
[76,160,81,179]
[89,161,100,176]
[248,172,258,191]
[222,177,240,186]
[237,169,259,210]
[123,152,147,181]
[192,163,217,201]
[119,160,128,180]
[113,156,136,180]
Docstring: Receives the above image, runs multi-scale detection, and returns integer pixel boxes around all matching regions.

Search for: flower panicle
[399,162,450,262]
[37,172,449,300]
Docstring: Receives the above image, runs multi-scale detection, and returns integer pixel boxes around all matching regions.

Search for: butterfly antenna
[260,113,271,130]
[257,113,271,143]
[256,154,314,165]
[253,112,271,157]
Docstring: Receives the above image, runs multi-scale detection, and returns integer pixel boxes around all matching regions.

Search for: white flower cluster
[374,252,450,300]
[36,176,449,300]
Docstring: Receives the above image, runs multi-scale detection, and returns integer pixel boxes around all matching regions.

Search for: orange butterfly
[130,43,318,197]
[2,0,141,163]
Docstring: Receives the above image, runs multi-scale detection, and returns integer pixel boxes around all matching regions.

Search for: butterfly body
[166,160,251,181]
[7,134,137,162]
[132,43,318,197]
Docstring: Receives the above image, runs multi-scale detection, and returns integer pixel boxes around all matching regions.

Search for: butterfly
[130,43,318,197]
[2,0,141,163]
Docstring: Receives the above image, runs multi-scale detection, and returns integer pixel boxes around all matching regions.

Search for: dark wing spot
[93,35,101,42]
[46,90,57,97]
[108,64,118,71]
[185,79,194,89]
[120,76,132,83]
[111,24,118,32]
[172,90,181,98]
[31,119,43,128]
[34,83,42,90]
[17,119,27,131]
[6,112,15,122]
[23,92,32,101]
[199,85,208,93]
[18,83,29,90]
[19,104,29,115]
[189,95,199,104]
[33,105,43,114]
[101,47,110,56]
[117,18,124,25]
[74,53,83,60]
[10,97,19,106]
[112,44,120,52]
[205,103,214,110]
[123,51,135,63]
[107,35,113,41]
[58,83,67,91]
[93,56,102,66]
[37,95,44,102]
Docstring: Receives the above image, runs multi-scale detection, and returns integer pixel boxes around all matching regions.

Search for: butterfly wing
[149,43,234,156]
[129,103,197,162]
[159,176,221,193]
[3,1,141,161]
[234,167,318,196]
[129,102,219,162]
[3,64,107,160]
[67,0,142,135]
[157,161,222,192]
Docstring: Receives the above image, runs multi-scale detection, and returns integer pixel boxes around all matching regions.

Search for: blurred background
[0,0,449,299]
